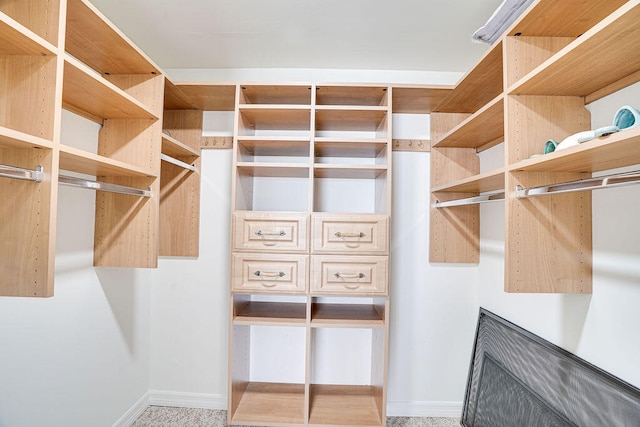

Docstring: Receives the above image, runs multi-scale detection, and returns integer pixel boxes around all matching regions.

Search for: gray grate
[462,309,640,427]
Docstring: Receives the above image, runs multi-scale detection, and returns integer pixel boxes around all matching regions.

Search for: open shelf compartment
[233,295,307,326]
[239,84,312,105]
[0,11,57,56]
[316,85,389,107]
[311,297,386,328]
[0,0,60,46]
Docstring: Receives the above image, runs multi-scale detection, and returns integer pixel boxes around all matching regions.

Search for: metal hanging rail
[58,175,152,197]
[434,190,505,208]
[516,171,640,199]
[0,164,43,182]
[160,153,197,172]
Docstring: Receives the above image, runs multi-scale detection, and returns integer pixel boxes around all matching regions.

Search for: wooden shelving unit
[1,0,207,296]
[228,84,392,426]
[429,0,640,293]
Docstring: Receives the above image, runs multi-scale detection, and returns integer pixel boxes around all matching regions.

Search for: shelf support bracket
[515,171,640,199]
[434,190,504,208]
[58,175,152,197]
[0,164,44,182]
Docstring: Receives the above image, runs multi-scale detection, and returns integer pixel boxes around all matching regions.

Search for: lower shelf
[230,382,305,426]
[309,384,383,426]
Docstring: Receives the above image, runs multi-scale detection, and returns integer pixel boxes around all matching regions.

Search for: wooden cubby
[429,0,640,293]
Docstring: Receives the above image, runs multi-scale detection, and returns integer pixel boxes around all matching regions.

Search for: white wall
[0,111,152,427]
[477,82,640,390]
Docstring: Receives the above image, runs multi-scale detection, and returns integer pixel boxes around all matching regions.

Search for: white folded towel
[472,0,535,44]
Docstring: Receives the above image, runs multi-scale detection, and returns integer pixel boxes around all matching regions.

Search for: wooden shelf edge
[0,12,57,56]
[59,144,157,178]
[508,126,640,173]
[432,167,505,193]
[314,164,388,179]
[63,55,159,121]
[162,133,199,157]
[0,126,53,150]
[434,94,504,149]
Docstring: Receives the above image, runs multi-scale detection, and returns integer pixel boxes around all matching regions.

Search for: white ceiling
[89,0,503,74]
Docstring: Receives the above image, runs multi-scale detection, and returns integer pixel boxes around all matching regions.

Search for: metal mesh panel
[462,309,640,427]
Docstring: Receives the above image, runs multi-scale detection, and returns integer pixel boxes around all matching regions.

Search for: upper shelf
[434,40,503,114]
[238,106,312,131]
[391,85,454,114]
[62,56,159,122]
[316,85,388,106]
[240,84,312,105]
[0,12,57,56]
[506,0,629,38]
[508,1,640,101]
[0,0,60,46]
[510,126,640,174]
[164,79,236,110]
[315,107,388,132]
[434,94,504,150]
[65,0,161,75]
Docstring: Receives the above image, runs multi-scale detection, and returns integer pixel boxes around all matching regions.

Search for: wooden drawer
[311,214,389,254]
[311,256,388,296]
[232,253,308,294]
[233,212,309,253]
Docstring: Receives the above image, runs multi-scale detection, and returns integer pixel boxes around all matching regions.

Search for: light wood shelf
[316,85,388,106]
[0,0,60,46]
[165,81,236,110]
[432,168,505,194]
[308,384,383,426]
[435,40,503,114]
[434,95,504,150]
[234,301,307,325]
[230,382,306,426]
[0,12,57,56]
[240,84,312,105]
[314,138,388,158]
[391,85,453,114]
[314,164,387,179]
[237,163,310,178]
[510,126,640,174]
[0,126,53,150]
[59,145,157,178]
[62,57,159,122]
[162,133,199,158]
[506,0,628,38]
[65,0,161,75]
[315,107,388,132]
[237,137,311,157]
[239,106,312,131]
[508,2,640,101]
[311,303,385,328]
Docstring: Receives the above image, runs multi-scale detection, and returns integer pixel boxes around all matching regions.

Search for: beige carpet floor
[132,406,461,426]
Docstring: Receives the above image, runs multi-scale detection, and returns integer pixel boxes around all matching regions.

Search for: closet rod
[58,175,152,197]
[515,171,640,199]
[435,190,505,208]
[0,164,43,182]
[160,154,196,172]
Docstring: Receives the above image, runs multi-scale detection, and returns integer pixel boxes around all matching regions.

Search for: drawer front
[311,214,389,254]
[233,212,309,253]
[311,256,388,296]
[232,253,308,294]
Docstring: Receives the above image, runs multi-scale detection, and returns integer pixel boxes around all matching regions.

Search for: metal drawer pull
[254,271,285,278]
[334,272,365,279]
[335,232,364,238]
[255,230,286,237]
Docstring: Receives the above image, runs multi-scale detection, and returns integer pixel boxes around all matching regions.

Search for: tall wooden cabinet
[0,0,202,297]
[228,84,392,426]
[430,0,640,293]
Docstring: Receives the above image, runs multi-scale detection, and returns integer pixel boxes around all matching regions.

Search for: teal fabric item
[613,106,640,130]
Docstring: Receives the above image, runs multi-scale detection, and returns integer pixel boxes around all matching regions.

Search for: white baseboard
[113,392,150,427]
[386,400,462,418]
[148,390,227,410]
